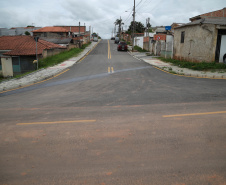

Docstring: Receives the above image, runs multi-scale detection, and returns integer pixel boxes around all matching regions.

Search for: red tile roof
[0,35,65,56]
[32,26,69,33]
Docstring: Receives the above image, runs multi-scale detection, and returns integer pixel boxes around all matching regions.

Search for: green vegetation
[126,21,145,34]
[0,74,4,82]
[39,42,91,68]
[158,57,226,71]
[134,46,148,52]
[39,48,82,68]
[127,41,131,45]
[0,43,92,83]
[81,42,91,49]
[24,31,31,35]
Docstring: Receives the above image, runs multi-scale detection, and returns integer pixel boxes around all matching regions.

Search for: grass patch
[14,71,35,79]
[0,43,92,83]
[81,42,91,49]
[158,57,226,71]
[39,48,82,68]
[134,46,148,52]
[39,42,92,68]
[0,75,4,83]
[127,41,131,45]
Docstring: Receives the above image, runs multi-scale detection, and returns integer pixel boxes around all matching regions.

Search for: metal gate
[12,56,20,73]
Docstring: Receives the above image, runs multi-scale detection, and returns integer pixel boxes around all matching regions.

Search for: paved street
[0,40,226,185]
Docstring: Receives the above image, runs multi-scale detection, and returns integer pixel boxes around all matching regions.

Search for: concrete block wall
[173,24,218,62]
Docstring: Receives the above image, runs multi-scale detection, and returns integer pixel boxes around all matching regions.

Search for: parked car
[117,42,128,51]
[111,37,115,40]
[93,37,98,42]
[115,37,120,44]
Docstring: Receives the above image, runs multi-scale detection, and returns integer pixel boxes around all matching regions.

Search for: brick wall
[202,8,226,17]
[154,34,166,41]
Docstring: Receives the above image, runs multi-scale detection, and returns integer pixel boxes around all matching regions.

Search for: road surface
[0,40,226,185]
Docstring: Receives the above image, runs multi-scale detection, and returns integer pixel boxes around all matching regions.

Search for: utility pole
[132,0,135,52]
[146,17,150,51]
[119,16,122,39]
[79,21,81,48]
[89,26,91,42]
[147,17,150,51]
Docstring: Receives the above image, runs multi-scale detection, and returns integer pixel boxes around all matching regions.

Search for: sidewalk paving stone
[129,51,226,80]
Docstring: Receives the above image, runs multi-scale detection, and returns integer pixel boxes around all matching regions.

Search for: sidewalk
[129,52,226,80]
[0,41,99,92]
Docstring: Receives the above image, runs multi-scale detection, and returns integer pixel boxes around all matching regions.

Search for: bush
[39,48,82,68]
[81,42,91,49]
[39,42,93,68]
[134,45,147,52]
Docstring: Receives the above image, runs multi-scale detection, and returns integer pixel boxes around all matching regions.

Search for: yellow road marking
[108,40,111,59]
[17,120,96,125]
[108,67,114,73]
[163,111,226,118]
[0,41,100,94]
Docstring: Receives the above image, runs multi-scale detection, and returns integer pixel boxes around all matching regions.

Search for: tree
[126,21,145,34]
[146,22,153,32]
[114,18,124,36]
[92,32,98,37]
[24,31,31,35]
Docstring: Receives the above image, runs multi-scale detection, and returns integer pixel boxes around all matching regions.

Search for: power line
[136,0,151,12]
[136,0,143,8]
[124,9,133,23]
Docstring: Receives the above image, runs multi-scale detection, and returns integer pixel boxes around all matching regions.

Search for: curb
[128,52,226,80]
[152,65,226,80]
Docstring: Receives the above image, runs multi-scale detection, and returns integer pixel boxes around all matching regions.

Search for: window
[181,31,185,43]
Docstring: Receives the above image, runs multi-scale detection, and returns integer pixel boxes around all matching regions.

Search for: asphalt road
[0,40,226,185]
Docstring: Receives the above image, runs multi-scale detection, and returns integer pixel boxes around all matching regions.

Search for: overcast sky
[0,0,226,38]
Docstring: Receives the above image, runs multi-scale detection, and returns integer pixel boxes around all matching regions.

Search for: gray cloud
[0,0,226,38]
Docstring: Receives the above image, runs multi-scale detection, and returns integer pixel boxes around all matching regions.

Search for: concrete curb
[128,51,226,80]
[0,41,100,92]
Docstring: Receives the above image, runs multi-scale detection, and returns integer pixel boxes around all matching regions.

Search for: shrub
[134,46,148,52]
[39,48,82,68]
[158,57,226,71]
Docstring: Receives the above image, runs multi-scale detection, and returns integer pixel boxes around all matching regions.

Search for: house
[0,35,65,77]
[32,26,90,47]
[173,8,226,63]
[189,7,226,22]
[58,26,90,44]
[55,26,86,36]
[32,27,70,38]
